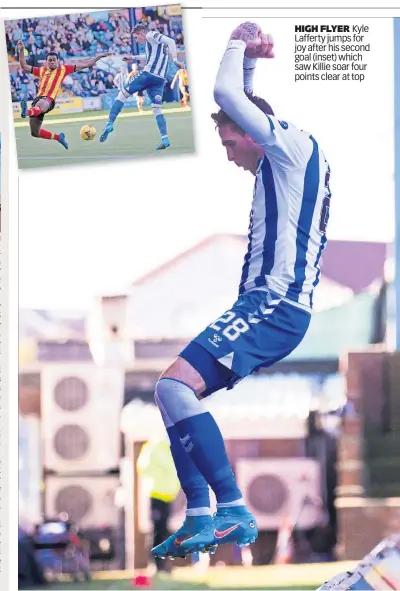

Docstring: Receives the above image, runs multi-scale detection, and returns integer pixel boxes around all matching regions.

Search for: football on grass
[80,124,96,141]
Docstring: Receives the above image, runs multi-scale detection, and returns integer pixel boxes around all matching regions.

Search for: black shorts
[31,96,56,121]
[184,85,189,93]
[137,90,144,97]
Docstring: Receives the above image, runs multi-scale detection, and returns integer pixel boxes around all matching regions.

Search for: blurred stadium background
[6,6,193,168]
[18,233,400,589]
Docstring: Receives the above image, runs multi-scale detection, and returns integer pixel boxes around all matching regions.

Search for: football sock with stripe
[109,99,125,123]
[155,114,167,137]
[28,106,42,117]
[155,378,243,504]
[155,394,210,514]
[39,129,60,141]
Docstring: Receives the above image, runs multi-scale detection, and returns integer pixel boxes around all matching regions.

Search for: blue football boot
[20,98,28,118]
[155,136,170,150]
[100,122,114,142]
[179,506,258,555]
[151,515,211,560]
[57,133,68,150]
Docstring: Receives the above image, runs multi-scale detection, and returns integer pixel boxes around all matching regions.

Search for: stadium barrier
[13,95,83,118]
[101,90,151,110]
[82,96,103,111]
[316,534,400,590]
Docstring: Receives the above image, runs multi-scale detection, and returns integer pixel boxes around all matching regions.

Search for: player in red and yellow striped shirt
[17,40,111,149]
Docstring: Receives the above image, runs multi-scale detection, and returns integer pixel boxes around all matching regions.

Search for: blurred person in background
[137,438,181,572]
[171,67,189,107]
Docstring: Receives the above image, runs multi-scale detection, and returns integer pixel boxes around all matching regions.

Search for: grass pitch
[34,561,357,590]
[14,104,194,169]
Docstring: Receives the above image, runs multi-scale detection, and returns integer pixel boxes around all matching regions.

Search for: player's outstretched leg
[155,374,258,555]
[152,104,170,151]
[20,98,28,119]
[30,119,68,150]
[151,394,211,559]
[100,92,128,142]
[38,129,68,149]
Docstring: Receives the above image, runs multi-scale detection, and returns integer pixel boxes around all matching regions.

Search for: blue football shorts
[125,71,165,105]
[179,288,311,398]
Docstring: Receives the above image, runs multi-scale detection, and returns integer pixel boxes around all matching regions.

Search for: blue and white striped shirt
[144,31,174,79]
[214,40,331,310]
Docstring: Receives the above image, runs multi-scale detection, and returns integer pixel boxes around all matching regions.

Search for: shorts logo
[279,120,288,129]
[208,334,222,348]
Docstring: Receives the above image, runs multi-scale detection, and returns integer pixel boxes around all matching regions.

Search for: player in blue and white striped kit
[100,23,183,149]
[151,23,332,558]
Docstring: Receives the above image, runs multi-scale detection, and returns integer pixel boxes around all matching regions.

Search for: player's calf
[152,103,170,150]
[32,128,68,149]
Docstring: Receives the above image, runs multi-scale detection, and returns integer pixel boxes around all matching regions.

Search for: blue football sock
[156,113,167,137]
[176,412,243,504]
[155,378,242,505]
[167,425,210,511]
[109,99,124,124]
[155,390,210,513]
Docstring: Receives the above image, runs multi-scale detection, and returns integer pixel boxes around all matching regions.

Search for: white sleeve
[146,31,177,60]
[214,40,275,147]
[214,39,313,169]
[243,55,257,93]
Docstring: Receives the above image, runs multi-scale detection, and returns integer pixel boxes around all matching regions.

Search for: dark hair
[46,51,59,60]
[211,90,274,134]
[132,23,148,34]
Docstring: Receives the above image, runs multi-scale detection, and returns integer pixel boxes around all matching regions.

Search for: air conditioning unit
[41,364,124,473]
[44,475,120,528]
[137,481,217,534]
[236,458,323,530]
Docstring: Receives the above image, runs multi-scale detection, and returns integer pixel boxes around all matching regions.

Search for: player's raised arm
[16,40,33,74]
[243,33,274,93]
[74,52,112,72]
[214,23,276,149]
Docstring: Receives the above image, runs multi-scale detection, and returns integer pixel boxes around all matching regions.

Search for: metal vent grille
[54,377,89,411]
[54,485,92,522]
[53,425,90,459]
[247,474,288,514]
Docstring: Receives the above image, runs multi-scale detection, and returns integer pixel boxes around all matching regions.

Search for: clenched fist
[245,33,275,59]
[230,22,261,44]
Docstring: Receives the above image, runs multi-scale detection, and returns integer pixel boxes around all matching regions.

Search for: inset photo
[5,5,193,169]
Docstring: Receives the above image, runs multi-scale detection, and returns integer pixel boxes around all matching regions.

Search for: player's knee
[31,129,40,138]
[154,375,201,423]
[116,91,129,103]
[152,103,162,117]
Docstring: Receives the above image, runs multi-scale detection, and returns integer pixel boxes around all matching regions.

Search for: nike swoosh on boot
[214,523,242,539]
